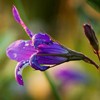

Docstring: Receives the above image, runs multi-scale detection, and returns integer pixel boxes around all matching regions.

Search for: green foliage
[87,0,100,12]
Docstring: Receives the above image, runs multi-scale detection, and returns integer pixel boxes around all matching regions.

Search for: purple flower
[55,68,90,85]
[6,6,86,85]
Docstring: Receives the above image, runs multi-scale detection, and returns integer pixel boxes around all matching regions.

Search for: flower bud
[83,23,99,52]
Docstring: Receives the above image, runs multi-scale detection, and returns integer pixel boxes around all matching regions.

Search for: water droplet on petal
[13,53,17,58]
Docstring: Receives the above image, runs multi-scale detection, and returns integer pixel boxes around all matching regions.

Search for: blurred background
[0,0,100,100]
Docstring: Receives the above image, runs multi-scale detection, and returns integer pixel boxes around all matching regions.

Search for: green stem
[83,55,99,69]
[13,1,61,99]
[44,71,61,100]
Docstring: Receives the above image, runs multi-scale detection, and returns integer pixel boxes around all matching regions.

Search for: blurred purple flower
[6,6,87,85]
[55,68,91,86]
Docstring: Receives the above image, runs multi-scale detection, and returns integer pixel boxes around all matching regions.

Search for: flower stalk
[83,55,99,69]
[37,52,100,70]
[44,72,62,100]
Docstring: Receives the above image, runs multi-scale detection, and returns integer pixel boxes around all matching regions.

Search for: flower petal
[12,5,34,38]
[38,55,67,64]
[12,5,22,24]
[29,53,50,71]
[15,60,29,85]
[32,33,52,48]
[38,42,69,54]
[6,40,36,62]
[31,34,68,65]
[35,42,68,64]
